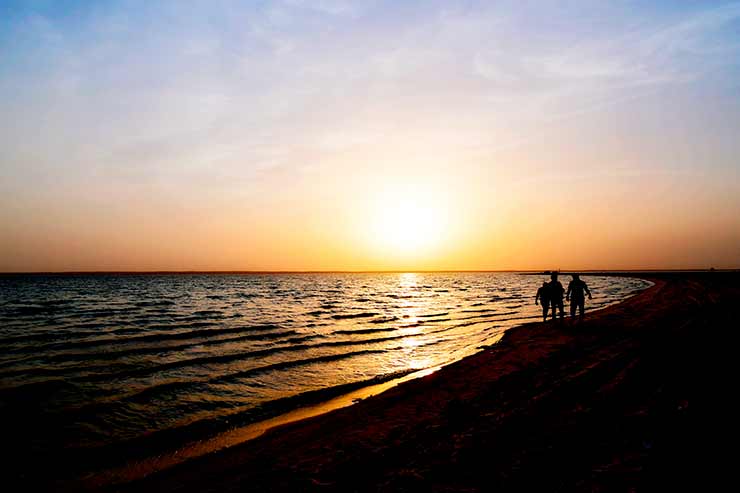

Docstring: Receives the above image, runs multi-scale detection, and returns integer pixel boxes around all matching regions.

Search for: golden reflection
[391,272,445,370]
[401,337,423,349]
[399,272,419,287]
[399,326,423,336]
[397,273,421,324]
[408,356,433,370]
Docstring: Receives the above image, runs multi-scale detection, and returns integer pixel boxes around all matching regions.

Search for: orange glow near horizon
[2,169,740,272]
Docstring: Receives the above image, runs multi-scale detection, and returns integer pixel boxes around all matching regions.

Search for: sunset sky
[1,0,739,272]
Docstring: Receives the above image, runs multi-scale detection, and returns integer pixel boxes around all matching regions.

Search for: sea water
[0,272,649,479]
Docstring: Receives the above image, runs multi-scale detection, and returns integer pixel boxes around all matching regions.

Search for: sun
[368,187,447,256]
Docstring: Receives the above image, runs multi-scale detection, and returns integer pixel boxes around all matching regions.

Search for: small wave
[76,331,426,384]
[134,300,175,308]
[332,327,397,335]
[214,348,392,384]
[77,308,138,318]
[330,312,378,320]
[0,323,284,354]
[192,310,222,317]
[67,344,409,418]
[457,310,520,321]
[41,330,304,363]
[417,312,449,318]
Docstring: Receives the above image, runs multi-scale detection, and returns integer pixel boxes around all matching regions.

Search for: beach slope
[118,272,720,492]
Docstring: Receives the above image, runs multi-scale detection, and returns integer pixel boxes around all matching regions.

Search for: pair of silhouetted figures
[535,273,592,322]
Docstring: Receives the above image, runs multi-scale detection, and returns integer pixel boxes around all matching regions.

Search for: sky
[1,0,739,272]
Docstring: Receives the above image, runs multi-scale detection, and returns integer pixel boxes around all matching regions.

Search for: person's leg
[578,301,585,320]
[570,300,577,318]
[542,304,548,322]
[558,299,565,319]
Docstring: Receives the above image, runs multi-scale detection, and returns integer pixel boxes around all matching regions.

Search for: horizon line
[1,268,735,275]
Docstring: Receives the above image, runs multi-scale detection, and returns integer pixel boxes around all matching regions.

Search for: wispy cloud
[2,1,740,190]
[473,2,740,114]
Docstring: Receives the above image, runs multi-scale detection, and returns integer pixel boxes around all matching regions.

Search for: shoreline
[109,271,718,491]
[84,366,440,488]
[78,275,650,489]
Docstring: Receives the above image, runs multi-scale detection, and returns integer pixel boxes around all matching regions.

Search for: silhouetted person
[535,281,550,322]
[566,273,592,321]
[548,273,565,320]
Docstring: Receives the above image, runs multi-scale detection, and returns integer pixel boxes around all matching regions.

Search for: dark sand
[102,272,721,491]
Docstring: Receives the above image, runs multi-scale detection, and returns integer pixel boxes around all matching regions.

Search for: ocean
[0,272,649,481]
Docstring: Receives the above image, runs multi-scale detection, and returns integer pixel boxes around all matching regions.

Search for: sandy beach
[96,271,722,492]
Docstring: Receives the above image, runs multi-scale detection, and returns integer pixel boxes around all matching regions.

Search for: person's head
[550,272,558,281]
[572,273,580,280]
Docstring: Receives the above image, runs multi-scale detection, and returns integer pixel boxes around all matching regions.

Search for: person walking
[548,273,565,320]
[535,281,550,322]
[566,273,592,321]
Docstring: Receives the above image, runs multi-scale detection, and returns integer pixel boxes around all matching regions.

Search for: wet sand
[107,272,719,492]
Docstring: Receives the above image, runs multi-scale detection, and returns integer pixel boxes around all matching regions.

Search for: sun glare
[368,188,448,257]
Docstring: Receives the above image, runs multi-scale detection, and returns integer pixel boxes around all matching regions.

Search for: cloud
[469,2,740,124]
[2,1,740,192]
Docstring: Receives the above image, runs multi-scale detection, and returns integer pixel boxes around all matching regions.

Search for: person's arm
[566,282,571,301]
[585,283,592,299]
[535,290,540,305]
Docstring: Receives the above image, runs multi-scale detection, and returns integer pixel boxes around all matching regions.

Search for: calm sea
[0,272,648,481]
